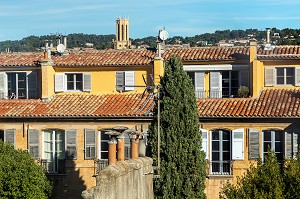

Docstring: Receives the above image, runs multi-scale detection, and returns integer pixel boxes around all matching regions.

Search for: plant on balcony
[237,86,249,98]
[148,56,206,198]
[0,140,52,199]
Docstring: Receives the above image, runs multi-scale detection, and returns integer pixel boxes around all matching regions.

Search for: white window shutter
[285,131,293,159]
[66,129,77,159]
[27,72,37,98]
[239,70,249,88]
[0,72,7,99]
[265,68,275,86]
[210,72,221,98]
[5,129,15,148]
[124,71,135,91]
[195,72,205,98]
[200,129,208,159]
[232,128,244,160]
[83,73,92,91]
[295,67,300,86]
[84,129,96,159]
[116,71,124,91]
[55,74,65,92]
[249,128,260,159]
[28,129,39,159]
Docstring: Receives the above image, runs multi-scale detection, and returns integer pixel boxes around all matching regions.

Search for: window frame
[275,67,295,86]
[66,73,83,91]
[262,129,284,162]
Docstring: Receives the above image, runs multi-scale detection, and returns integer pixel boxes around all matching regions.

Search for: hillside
[1,28,300,52]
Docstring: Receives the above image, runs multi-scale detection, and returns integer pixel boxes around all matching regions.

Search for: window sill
[207,175,233,179]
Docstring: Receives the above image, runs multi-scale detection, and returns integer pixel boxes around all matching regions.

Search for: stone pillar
[131,136,139,160]
[108,137,117,165]
[117,134,125,161]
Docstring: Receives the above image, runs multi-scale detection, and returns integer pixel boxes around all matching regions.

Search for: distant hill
[1,28,300,52]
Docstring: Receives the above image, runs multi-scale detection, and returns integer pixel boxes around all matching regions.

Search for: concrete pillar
[131,137,139,160]
[117,134,125,161]
[108,137,117,165]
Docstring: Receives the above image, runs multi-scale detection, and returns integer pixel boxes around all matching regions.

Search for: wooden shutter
[239,70,249,87]
[4,129,15,148]
[295,67,300,86]
[84,129,96,159]
[265,68,275,86]
[27,72,37,98]
[124,71,135,91]
[28,129,39,159]
[83,73,92,91]
[116,71,124,91]
[195,72,205,98]
[0,72,7,99]
[210,72,221,98]
[66,130,77,159]
[285,131,299,159]
[55,73,65,92]
[232,128,244,160]
[200,129,208,159]
[249,128,260,159]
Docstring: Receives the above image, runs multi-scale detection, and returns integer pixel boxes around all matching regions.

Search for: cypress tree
[148,56,206,198]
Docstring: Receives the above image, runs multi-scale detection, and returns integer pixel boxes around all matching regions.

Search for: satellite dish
[57,44,66,53]
[159,30,169,41]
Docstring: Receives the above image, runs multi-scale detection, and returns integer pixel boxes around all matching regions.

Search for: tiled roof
[52,49,156,67]
[257,46,300,60]
[0,53,43,67]
[163,47,250,61]
[197,89,300,118]
[0,93,154,118]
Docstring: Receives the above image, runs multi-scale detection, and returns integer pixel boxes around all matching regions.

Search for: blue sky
[0,0,300,41]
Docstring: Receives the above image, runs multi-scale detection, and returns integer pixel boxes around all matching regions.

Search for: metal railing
[195,90,243,99]
[94,159,109,174]
[209,161,233,175]
[39,159,66,174]
[0,91,38,99]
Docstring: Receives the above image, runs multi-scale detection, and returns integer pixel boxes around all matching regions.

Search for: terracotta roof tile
[197,89,300,118]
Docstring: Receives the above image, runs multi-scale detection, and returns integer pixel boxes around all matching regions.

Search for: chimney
[63,36,67,49]
[266,28,271,43]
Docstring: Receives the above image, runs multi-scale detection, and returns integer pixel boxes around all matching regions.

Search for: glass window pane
[67,82,74,90]
[101,152,108,159]
[76,82,83,90]
[223,141,230,151]
[223,131,230,140]
[277,77,284,85]
[101,133,110,140]
[277,68,284,76]
[101,142,108,151]
[286,76,294,85]
[264,142,271,152]
[276,153,284,161]
[275,142,283,152]
[212,152,220,161]
[212,162,220,173]
[264,131,271,141]
[212,141,219,150]
[286,68,294,76]
[275,131,283,141]
[212,131,219,140]
[223,152,230,160]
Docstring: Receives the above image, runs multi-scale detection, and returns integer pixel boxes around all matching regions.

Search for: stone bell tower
[113,18,131,50]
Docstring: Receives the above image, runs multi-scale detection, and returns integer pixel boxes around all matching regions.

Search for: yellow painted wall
[41,60,55,99]
[53,66,153,94]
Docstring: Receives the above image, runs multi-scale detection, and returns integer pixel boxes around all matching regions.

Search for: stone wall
[82,157,153,199]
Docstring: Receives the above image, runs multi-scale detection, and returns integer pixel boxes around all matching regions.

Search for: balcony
[0,91,38,99]
[209,161,233,175]
[39,159,66,174]
[195,90,247,99]
[94,159,109,175]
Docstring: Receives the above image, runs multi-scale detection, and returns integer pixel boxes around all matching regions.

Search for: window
[0,72,37,99]
[99,131,109,160]
[84,129,96,159]
[222,71,239,97]
[211,129,231,175]
[28,129,40,159]
[66,74,83,91]
[43,130,65,173]
[116,71,135,91]
[276,68,294,85]
[55,73,91,92]
[0,129,15,147]
[263,130,284,161]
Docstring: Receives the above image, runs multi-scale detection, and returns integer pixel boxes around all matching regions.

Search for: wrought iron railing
[39,159,66,174]
[209,161,233,175]
[0,91,38,99]
[94,159,109,174]
[195,90,245,99]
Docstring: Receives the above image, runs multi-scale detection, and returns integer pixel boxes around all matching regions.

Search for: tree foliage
[0,140,52,199]
[220,150,300,199]
[148,56,206,198]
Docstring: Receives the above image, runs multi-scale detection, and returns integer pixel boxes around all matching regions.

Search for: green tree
[0,140,52,199]
[284,152,300,199]
[148,56,206,198]
[220,150,284,199]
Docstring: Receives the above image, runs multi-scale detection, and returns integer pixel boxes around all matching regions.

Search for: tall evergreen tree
[148,56,206,198]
